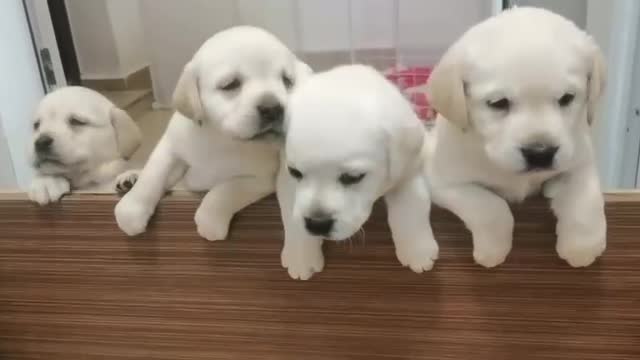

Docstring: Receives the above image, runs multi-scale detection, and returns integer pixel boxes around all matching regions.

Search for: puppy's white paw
[115,170,139,195]
[395,236,439,273]
[194,207,230,241]
[281,241,324,280]
[114,196,153,236]
[556,230,606,268]
[472,231,512,268]
[28,176,71,206]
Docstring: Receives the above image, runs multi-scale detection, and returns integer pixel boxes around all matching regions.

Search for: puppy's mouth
[34,156,66,168]
[247,122,285,141]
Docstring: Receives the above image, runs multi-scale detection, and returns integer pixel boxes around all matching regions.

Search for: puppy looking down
[426,7,607,268]
[115,26,311,240]
[28,86,142,205]
[279,65,439,280]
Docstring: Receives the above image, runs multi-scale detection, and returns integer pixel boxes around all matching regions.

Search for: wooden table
[0,193,638,359]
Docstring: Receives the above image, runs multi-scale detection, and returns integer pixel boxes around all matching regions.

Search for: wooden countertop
[0,193,638,359]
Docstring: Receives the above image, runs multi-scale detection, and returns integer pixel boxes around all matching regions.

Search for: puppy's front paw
[281,241,324,280]
[395,236,439,273]
[556,225,606,268]
[194,207,230,241]
[28,177,71,206]
[472,231,512,268]
[115,170,139,195]
[114,196,153,236]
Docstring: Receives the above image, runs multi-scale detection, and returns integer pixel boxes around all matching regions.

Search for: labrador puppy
[115,26,312,240]
[28,86,141,205]
[279,65,439,280]
[425,7,607,268]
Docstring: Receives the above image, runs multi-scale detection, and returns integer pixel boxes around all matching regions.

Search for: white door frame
[0,0,46,189]
[588,0,640,189]
[23,0,67,92]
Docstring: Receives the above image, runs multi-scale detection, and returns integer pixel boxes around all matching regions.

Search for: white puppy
[279,65,439,280]
[28,86,141,205]
[115,26,312,240]
[425,7,607,268]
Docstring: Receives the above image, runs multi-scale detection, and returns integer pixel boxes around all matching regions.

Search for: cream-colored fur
[425,7,607,268]
[28,86,141,205]
[279,65,438,280]
[114,26,312,240]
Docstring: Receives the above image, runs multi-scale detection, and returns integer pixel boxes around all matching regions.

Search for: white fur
[28,86,142,205]
[425,7,607,268]
[114,26,312,240]
[278,65,438,280]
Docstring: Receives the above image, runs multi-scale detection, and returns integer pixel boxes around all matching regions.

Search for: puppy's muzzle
[520,142,558,170]
[35,134,54,154]
[304,215,334,237]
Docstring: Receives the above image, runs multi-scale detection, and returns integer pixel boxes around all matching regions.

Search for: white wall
[66,0,120,79]
[0,119,17,189]
[515,0,587,28]
[66,0,148,80]
[107,0,149,76]
[0,0,44,189]
[141,0,493,105]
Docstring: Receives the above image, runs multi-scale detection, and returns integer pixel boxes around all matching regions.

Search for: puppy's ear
[110,107,142,159]
[586,39,607,126]
[385,117,425,186]
[295,61,313,84]
[173,61,204,124]
[427,49,469,130]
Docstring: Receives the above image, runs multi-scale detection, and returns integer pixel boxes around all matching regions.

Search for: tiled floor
[128,108,172,169]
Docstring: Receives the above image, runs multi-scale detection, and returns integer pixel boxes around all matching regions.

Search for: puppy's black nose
[35,135,54,153]
[521,143,558,169]
[304,216,334,236]
[257,104,284,125]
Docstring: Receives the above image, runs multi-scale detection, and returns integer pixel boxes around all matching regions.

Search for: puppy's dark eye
[558,93,575,107]
[69,117,87,127]
[288,166,303,180]
[339,173,366,186]
[220,78,242,91]
[487,98,511,111]
[282,73,294,89]
[33,121,40,131]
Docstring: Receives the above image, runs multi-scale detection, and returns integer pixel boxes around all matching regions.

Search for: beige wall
[65,0,148,80]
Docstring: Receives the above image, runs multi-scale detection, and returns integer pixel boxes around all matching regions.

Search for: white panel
[0,0,44,189]
[298,0,350,52]
[236,0,297,50]
[140,0,236,105]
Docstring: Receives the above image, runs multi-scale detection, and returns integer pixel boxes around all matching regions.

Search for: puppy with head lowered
[28,86,141,205]
[426,7,607,268]
[115,26,311,240]
[279,65,439,280]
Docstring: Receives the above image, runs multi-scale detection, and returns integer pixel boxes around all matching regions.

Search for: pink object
[384,66,436,122]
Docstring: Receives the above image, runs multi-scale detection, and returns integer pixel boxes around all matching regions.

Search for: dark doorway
[47,0,81,86]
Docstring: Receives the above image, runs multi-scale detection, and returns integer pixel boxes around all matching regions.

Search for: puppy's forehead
[35,87,112,123]
[463,11,591,94]
[286,111,382,166]
[196,27,294,73]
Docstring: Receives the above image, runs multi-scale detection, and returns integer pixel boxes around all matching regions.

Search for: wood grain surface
[0,194,639,360]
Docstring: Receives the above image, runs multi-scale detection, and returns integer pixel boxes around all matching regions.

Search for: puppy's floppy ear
[110,107,141,159]
[427,49,469,131]
[173,61,204,124]
[295,61,313,84]
[385,116,425,187]
[586,39,607,126]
